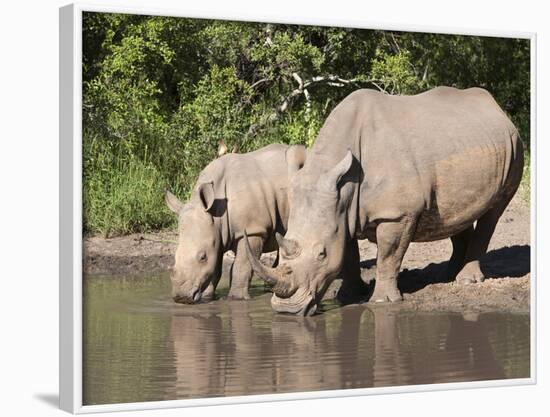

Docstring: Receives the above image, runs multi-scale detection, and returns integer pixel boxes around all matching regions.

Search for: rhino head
[165,184,223,304]
[245,149,357,316]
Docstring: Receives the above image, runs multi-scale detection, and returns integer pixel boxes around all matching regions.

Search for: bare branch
[390,33,402,52]
[306,75,359,87]
[264,23,274,47]
[368,81,386,92]
[303,88,311,114]
[422,59,430,82]
[243,73,387,142]
[292,72,303,89]
[306,75,387,93]
[250,78,270,89]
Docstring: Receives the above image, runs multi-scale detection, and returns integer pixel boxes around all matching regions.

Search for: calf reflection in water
[168,312,226,399]
[167,298,522,399]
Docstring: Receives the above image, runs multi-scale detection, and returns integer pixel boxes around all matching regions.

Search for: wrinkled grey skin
[245,87,524,316]
[166,143,304,303]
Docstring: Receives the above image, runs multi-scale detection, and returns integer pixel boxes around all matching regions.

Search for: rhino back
[220,144,290,242]
[308,87,523,242]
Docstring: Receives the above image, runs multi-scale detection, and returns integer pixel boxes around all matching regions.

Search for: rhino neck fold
[348,135,362,240]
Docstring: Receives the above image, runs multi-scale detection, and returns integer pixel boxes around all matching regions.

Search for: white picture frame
[59,2,537,413]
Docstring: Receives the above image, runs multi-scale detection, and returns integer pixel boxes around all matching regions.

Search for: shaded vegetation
[83,12,530,235]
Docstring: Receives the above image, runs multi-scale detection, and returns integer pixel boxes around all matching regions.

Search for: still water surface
[83,273,530,405]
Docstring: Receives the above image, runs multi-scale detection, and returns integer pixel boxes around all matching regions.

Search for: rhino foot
[455,265,485,285]
[456,274,485,285]
[369,280,403,303]
[227,288,251,300]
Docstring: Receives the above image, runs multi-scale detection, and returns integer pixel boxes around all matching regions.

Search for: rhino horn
[165,190,184,214]
[275,232,300,258]
[243,230,298,298]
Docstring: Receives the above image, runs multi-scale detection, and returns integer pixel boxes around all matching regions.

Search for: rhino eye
[316,247,327,261]
[197,251,207,263]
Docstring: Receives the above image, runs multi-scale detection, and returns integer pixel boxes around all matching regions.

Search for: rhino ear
[218,140,228,157]
[165,190,184,214]
[286,145,307,176]
[319,150,354,191]
[198,182,215,212]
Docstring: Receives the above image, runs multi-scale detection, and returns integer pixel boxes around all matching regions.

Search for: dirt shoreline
[84,230,178,276]
[84,194,531,313]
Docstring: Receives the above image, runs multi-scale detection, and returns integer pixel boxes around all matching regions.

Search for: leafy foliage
[82,12,530,235]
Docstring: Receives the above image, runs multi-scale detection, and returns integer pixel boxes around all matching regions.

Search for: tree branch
[422,59,430,82]
[243,73,387,141]
[250,78,270,89]
[390,33,402,53]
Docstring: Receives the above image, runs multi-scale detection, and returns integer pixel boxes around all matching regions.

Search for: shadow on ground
[359,244,530,295]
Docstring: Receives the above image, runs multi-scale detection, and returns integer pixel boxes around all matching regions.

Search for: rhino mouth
[173,289,201,304]
[173,294,197,304]
[172,278,214,304]
[271,289,318,316]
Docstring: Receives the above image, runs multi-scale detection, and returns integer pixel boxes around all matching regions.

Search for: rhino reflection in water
[246,87,524,315]
[167,312,226,399]
[369,308,505,387]
[168,300,277,398]
[433,313,506,383]
[167,301,373,397]
[167,301,508,399]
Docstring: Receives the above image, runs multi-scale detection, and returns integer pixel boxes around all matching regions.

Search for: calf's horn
[243,230,298,298]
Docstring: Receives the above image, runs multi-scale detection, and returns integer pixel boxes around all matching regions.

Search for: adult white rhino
[245,87,524,316]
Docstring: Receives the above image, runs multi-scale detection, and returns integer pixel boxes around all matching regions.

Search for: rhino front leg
[202,265,224,300]
[370,218,416,303]
[228,235,263,300]
[337,239,369,304]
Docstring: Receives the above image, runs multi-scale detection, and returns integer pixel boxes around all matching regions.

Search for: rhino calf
[166,143,306,303]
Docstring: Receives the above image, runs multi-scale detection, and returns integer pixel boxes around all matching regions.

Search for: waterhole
[83,272,530,405]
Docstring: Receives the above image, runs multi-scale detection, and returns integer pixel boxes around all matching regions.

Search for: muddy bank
[84,231,178,275]
[83,232,274,276]
[83,194,530,313]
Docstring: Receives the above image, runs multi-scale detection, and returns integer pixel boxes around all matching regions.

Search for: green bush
[84,153,175,236]
[82,12,531,235]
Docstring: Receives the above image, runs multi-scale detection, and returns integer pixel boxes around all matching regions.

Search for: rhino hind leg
[369,218,417,303]
[455,200,511,285]
[445,225,475,281]
[228,236,263,300]
[456,136,524,285]
[337,239,370,304]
